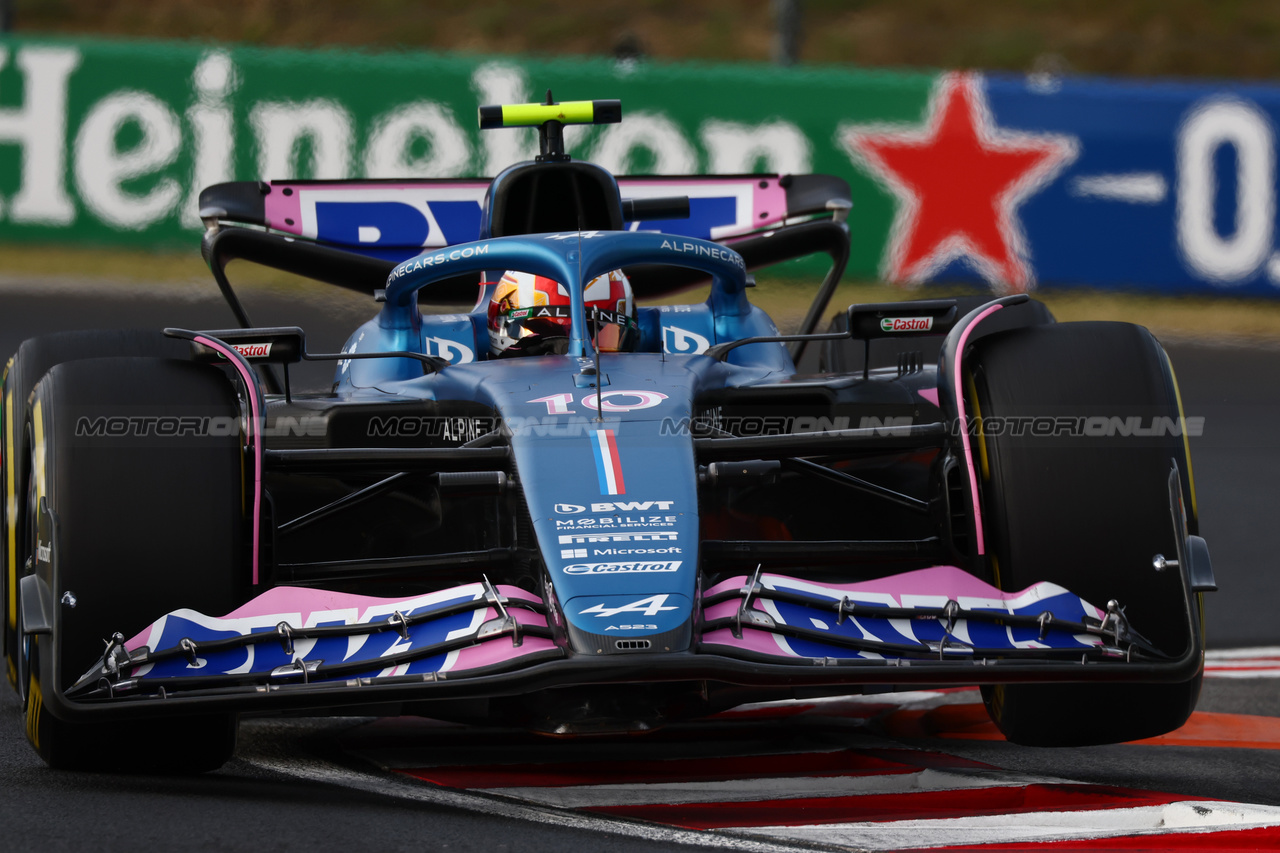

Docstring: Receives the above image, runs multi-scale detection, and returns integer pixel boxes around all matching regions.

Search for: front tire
[3,330,188,688]
[969,322,1202,746]
[21,356,245,772]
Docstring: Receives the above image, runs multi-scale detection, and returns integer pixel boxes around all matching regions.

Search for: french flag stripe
[591,429,625,495]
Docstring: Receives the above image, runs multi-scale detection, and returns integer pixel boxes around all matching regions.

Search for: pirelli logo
[557,532,678,544]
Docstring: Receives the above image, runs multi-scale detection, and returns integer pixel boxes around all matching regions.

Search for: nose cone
[489,353,702,655]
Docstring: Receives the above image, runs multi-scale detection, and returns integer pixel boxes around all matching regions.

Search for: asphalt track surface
[1,279,1279,851]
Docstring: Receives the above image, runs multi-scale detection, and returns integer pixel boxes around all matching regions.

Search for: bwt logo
[663,326,710,355]
[424,337,475,364]
[555,500,676,514]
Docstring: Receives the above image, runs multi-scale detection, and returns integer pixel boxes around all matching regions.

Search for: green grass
[13,0,1280,80]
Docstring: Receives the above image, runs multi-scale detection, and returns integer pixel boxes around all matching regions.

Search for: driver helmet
[487,269,637,357]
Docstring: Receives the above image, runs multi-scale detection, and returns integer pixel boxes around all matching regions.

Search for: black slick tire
[968,322,1202,747]
[2,330,188,689]
[21,356,244,772]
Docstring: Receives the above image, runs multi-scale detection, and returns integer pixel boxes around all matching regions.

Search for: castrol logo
[231,342,273,358]
[879,317,934,332]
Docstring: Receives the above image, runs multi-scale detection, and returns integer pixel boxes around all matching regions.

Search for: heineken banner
[5,35,1280,295]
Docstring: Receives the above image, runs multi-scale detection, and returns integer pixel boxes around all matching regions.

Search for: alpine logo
[231,342,272,358]
[879,317,934,333]
[564,561,682,575]
[579,593,680,616]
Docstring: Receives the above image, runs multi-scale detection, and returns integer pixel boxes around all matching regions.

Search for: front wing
[55,561,1203,720]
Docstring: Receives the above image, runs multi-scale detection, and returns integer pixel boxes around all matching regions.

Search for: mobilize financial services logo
[555,501,676,513]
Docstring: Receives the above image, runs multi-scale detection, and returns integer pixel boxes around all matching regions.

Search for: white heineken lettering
[590,500,676,512]
[879,316,935,332]
[563,561,682,575]
[77,91,185,229]
[0,47,80,225]
[579,594,680,617]
[184,51,236,227]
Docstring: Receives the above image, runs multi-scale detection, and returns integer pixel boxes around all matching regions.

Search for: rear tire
[21,356,244,772]
[3,330,188,688]
[969,322,1202,747]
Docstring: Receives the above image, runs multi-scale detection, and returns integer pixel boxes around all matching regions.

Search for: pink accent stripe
[219,583,541,622]
[701,626,786,657]
[195,335,262,585]
[448,634,560,671]
[261,191,303,235]
[751,178,789,231]
[604,429,625,494]
[704,565,1039,600]
[952,304,1003,555]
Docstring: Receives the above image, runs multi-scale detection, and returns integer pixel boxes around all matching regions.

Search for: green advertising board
[12,35,1280,296]
[0,36,930,279]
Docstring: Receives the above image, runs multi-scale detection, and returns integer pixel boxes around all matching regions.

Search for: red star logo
[842,73,1077,291]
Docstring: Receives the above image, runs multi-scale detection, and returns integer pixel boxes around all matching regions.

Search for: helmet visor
[590,308,639,353]
[504,304,572,340]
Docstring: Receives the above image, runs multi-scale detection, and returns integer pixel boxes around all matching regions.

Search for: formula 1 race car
[1,97,1215,772]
